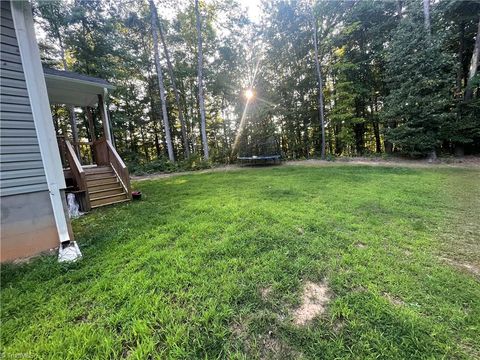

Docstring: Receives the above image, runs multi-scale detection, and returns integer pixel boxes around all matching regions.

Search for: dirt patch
[460,341,480,360]
[11,247,57,264]
[332,319,345,334]
[260,286,273,301]
[286,156,480,169]
[439,256,480,277]
[353,285,367,293]
[292,280,330,326]
[73,314,89,323]
[230,320,302,359]
[382,292,405,306]
[131,165,242,181]
[230,320,246,339]
[258,330,305,359]
[356,242,367,249]
[260,333,290,359]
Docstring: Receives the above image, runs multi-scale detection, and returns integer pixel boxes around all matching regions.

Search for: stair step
[89,187,125,198]
[91,198,130,209]
[90,193,129,207]
[87,176,118,186]
[86,172,115,180]
[81,163,131,209]
[88,181,120,191]
[84,166,111,173]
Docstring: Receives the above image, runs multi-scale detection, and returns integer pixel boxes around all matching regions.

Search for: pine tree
[383,18,454,156]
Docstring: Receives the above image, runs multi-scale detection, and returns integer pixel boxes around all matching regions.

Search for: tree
[149,0,175,162]
[422,0,431,39]
[37,1,79,153]
[465,18,480,101]
[195,0,209,160]
[34,0,480,165]
[312,6,326,160]
[383,16,454,157]
[154,9,190,158]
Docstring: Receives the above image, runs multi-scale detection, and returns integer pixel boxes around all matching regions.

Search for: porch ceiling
[43,67,115,107]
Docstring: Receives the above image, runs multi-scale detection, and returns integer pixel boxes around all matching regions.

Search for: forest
[35,0,480,172]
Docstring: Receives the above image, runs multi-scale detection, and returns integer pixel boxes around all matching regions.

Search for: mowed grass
[1,165,479,359]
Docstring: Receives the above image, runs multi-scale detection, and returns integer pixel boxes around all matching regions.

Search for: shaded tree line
[35,0,480,170]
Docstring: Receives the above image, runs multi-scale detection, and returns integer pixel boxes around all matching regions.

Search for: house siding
[1,190,59,261]
[0,0,48,197]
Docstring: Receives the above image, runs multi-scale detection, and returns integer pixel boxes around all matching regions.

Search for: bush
[325,154,336,162]
[177,154,212,171]
[128,155,213,175]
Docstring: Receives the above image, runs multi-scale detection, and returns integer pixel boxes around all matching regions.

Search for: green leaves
[382,17,455,156]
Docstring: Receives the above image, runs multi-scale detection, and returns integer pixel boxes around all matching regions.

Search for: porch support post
[98,89,113,144]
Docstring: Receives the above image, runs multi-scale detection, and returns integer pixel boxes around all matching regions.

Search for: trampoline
[237,155,281,165]
[237,136,282,166]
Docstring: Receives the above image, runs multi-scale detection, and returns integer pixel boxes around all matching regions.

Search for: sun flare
[244,89,254,100]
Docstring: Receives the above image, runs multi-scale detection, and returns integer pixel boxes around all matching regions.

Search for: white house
[1,1,131,262]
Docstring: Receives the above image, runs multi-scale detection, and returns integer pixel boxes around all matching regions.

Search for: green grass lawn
[1,165,479,359]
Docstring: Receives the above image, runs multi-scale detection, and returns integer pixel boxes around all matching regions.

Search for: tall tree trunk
[465,17,480,101]
[149,0,175,162]
[85,107,96,141]
[153,8,190,158]
[423,0,437,160]
[147,76,163,159]
[53,106,59,134]
[153,121,161,157]
[457,22,465,96]
[195,0,209,160]
[335,123,342,155]
[220,96,230,159]
[354,123,364,155]
[384,3,402,155]
[396,1,403,19]
[140,125,149,161]
[372,98,381,153]
[373,122,381,153]
[423,0,431,39]
[188,78,197,154]
[312,11,326,160]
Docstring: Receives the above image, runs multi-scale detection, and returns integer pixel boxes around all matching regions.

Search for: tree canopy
[35,0,480,167]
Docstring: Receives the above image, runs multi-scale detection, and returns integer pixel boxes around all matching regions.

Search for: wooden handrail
[93,138,131,199]
[65,140,84,177]
[106,140,132,199]
[65,140,91,210]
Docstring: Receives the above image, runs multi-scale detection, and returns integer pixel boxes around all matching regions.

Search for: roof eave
[43,73,116,91]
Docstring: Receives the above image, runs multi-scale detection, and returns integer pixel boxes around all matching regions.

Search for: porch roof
[43,67,115,107]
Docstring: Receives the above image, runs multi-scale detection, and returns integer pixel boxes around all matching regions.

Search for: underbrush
[128,154,213,175]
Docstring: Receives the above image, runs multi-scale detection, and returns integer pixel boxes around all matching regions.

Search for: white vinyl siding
[0,0,48,197]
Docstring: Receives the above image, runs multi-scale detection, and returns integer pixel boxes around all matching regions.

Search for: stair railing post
[98,91,113,145]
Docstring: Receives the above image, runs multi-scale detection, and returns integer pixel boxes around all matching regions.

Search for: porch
[44,68,131,211]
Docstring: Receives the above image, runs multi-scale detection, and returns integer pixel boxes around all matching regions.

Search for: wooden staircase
[85,166,130,208]
[62,137,132,211]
